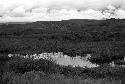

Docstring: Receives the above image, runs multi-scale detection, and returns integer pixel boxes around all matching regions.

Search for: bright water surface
[8,52,99,68]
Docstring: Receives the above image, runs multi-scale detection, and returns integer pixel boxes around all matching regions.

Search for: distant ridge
[0,22,32,25]
[1,18,125,25]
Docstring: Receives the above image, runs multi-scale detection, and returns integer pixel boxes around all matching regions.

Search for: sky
[0,0,125,22]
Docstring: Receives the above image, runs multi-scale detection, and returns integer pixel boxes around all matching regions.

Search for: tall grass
[2,71,124,84]
[0,55,125,84]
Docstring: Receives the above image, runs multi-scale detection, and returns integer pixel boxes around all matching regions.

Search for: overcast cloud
[0,0,125,22]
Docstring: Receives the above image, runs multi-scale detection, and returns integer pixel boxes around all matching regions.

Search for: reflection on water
[8,52,99,68]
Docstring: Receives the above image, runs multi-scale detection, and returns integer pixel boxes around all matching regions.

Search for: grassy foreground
[0,55,125,84]
[2,71,123,84]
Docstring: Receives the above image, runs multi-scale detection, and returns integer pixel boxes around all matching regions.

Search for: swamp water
[8,52,99,68]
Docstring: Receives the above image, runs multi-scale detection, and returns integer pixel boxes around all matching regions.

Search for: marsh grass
[1,54,125,84]
[2,71,124,84]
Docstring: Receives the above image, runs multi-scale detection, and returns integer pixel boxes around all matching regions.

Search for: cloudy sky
[0,0,125,22]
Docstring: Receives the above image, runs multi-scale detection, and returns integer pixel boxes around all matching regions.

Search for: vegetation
[0,19,125,63]
[0,54,125,84]
[2,71,124,84]
[0,19,125,83]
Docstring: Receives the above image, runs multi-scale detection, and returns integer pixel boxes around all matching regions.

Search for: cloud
[9,6,26,17]
[0,0,125,22]
[115,9,125,19]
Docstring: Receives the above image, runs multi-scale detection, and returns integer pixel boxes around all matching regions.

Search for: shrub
[8,56,60,74]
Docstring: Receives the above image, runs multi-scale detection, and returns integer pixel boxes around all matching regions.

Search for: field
[0,19,125,84]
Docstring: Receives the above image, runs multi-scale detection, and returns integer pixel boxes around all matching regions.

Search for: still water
[8,52,99,68]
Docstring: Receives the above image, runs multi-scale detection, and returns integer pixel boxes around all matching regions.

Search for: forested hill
[0,19,125,64]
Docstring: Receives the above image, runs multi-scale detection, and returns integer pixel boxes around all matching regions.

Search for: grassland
[1,55,125,84]
[0,19,125,84]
